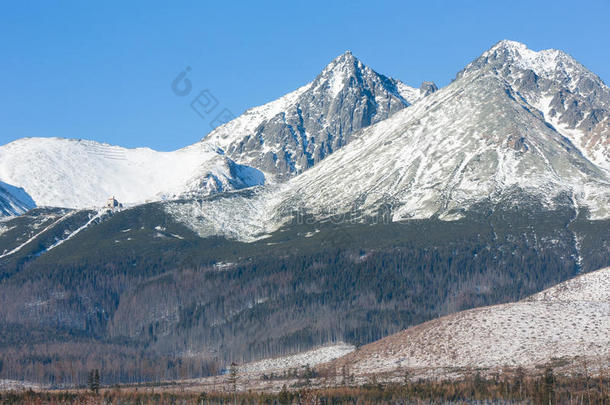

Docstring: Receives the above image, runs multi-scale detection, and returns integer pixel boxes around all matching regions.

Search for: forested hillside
[1,194,607,385]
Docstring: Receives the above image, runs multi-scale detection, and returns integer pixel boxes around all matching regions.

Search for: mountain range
[1,41,608,231]
[0,40,608,386]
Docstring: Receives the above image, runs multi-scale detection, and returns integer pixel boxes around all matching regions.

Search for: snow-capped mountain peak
[321,50,357,70]
[466,39,600,86]
[202,51,433,180]
[312,50,424,105]
[459,40,610,172]
[315,50,363,97]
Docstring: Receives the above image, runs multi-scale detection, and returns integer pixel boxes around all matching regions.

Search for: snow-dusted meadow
[333,267,610,377]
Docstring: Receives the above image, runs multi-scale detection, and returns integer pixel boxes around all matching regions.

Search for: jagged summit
[459,39,605,85]
[312,50,412,101]
[487,39,573,60]
[328,49,356,64]
[419,81,438,96]
[316,52,365,92]
[487,39,552,55]
[492,38,526,49]
[203,52,432,180]
[315,50,369,96]
[320,50,364,71]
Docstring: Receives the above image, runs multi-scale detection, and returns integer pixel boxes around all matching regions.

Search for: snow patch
[239,343,355,375]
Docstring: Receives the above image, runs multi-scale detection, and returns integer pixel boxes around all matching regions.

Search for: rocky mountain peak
[456,40,610,171]
[458,40,604,88]
[313,51,377,97]
[202,52,429,181]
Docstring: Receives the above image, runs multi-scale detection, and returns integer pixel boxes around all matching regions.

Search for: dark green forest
[0,196,608,386]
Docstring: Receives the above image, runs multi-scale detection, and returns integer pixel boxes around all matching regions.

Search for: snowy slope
[203,51,434,179]
[526,267,610,303]
[0,138,264,210]
[175,343,355,393]
[0,208,88,259]
[203,82,313,153]
[0,379,44,391]
[0,181,35,217]
[330,267,610,376]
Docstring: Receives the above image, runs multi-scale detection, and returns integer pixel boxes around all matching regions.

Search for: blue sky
[1,0,608,151]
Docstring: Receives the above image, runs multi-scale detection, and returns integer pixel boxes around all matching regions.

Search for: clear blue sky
[1,0,608,151]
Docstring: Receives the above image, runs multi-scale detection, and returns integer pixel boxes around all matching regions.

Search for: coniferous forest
[0,198,609,385]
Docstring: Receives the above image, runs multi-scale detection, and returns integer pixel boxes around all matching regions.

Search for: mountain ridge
[2,41,607,223]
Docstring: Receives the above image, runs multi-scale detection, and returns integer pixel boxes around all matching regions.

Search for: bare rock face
[419,81,438,97]
[204,52,434,180]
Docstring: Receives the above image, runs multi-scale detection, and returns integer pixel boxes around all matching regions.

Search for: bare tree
[228,362,238,405]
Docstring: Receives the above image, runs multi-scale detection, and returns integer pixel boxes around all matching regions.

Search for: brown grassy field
[1,368,608,404]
